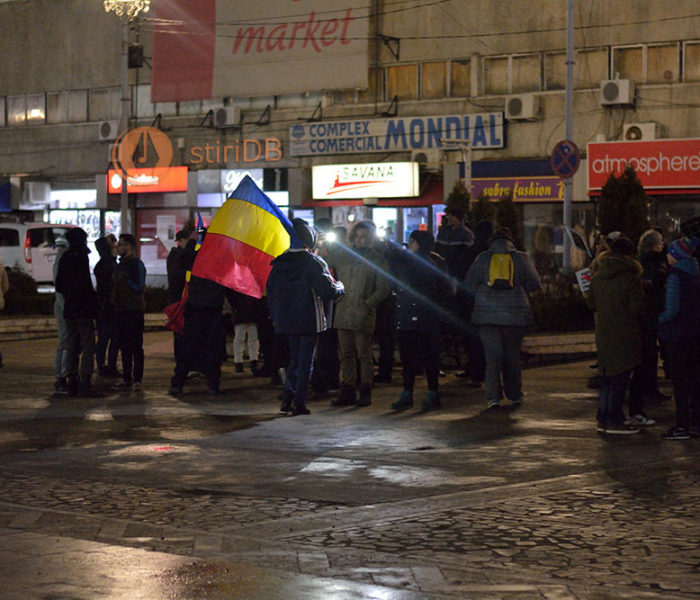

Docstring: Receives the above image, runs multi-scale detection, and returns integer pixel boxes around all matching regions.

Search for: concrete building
[0,0,698,285]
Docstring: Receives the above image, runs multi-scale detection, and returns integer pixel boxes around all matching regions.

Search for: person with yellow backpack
[464,227,542,409]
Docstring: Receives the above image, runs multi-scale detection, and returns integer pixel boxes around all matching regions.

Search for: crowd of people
[34,210,700,443]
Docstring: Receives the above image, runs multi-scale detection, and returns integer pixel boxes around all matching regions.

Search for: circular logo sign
[110,126,173,172]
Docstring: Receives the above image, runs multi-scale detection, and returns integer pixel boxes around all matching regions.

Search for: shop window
[483,56,509,95]
[402,206,429,243]
[47,90,88,124]
[372,207,397,242]
[450,60,471,97]
[421,61,447,99]
[386,64,418,101]
[7,96,26,126]
[612,46,643,81]
[576,48,608,88]
[90,88,120,121]
[684,42,700,82]
[511,54,540,93]
[648,43,679,83]
[545,52,565,90]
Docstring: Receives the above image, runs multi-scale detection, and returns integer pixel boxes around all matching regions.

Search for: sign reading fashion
[588,138,700,191]
[151,0,369,101]
[471,176,565,203]
[291,113,504,156]
[312,162,419,199]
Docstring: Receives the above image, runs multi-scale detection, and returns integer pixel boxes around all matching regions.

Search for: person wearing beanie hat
[55,227,102,398]
[385,230,453,412]
[586,234,645,434]
[658,236,700,439]
[266,219,345,416]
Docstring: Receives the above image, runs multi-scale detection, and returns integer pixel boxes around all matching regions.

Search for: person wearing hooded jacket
[266,218,345,416]
[657,237,700,440]
[93,235,120,378]
[464,227,541,410]
[55,227,101,397]
[586,235,644,434]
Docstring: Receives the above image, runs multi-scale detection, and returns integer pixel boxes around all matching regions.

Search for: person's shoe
[510,397,523,407]
[234,362,244,373]
[53,377,69,396]
[113,381,133,391]
[391,390,414,410]
[291,404,310,416]
[689,425,700,438]
[132,381,143,392]
[357,385,372,407]
[207,386,220,395]
[422,390,441,411]
[661,425,691,440]
[625,413,655,427]
[332,385,356,407]
[455,370,470,379]
[280,399,293,413]
[604,423,640,435]
[487,399,500,410]
[168,385,183,396]
[596,420,606,433]
[78,384,104,398]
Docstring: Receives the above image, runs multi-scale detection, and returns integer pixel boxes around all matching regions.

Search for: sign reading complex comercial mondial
[290,113,504,156]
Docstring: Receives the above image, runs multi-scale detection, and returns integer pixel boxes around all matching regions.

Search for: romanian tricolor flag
[191,176,299,298]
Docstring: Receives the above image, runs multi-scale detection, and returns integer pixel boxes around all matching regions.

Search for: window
[133,84,154,119]
[47,90,88,124]
[421,61,447,99]
[90,88,120,121]
[0,97,5,127]
[647,43,678,83]
[684,42,700,82]
[576,48,608,88]
[0,228,19,247]
[450,60,471,97]
[25,94,46,125]
[484,56,509,95]
[386,64,418,100]
[613,45,643,81]
[511,54,540,93]
[545,52,565,90]
[7,96,26,126]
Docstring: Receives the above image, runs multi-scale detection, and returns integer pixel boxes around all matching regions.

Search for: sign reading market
[291,113,504,156]
[588,138,700,192]
[312,162,419,200]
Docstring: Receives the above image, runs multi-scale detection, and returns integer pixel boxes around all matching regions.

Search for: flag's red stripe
[191,233,274,298]
[152,0,215,102]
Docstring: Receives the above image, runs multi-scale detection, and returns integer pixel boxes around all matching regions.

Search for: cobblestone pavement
[0,331,699,599]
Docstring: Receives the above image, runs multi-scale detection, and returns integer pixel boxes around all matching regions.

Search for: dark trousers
[597,369,632,426]
[65,317,96,383]
[95,312,119,371]
[311,328,339,391]
[479,325,525,403]
[398,329,441,392]
[172,305,225,390]
[283,334,317,408]
[115,311,144,384]
[465,321,485,383]
[667,340,700,430]
[374,296,396,379]
[628,327,660,414]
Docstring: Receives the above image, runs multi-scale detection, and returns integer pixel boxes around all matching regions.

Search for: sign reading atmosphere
[291,113,504,156]
[312,162,419,199]
[152,0,369,101]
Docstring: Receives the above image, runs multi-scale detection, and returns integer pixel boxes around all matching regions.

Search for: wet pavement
[0,331,698,599]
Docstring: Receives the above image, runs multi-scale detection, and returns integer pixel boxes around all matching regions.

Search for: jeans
[115,311,144,384]
[95,312,119,371]
[597,370,632,426]
[479,325,526,403]
[283,334,317,408]
[397,329,441,393]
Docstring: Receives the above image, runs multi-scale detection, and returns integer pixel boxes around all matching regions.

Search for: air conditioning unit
[213,106,241,128]
[505,94,540,120]
[411,148,443,166]
[623,122,662,141]
[600,79,635,106]
[98,120,119,141]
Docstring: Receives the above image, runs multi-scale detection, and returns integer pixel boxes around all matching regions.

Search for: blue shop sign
[289,112,504,156]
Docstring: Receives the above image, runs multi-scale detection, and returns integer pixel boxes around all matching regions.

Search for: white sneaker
[132,381,143,392]
[626,413,655,426]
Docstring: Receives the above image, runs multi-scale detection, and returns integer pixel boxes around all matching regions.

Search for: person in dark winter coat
[435,206,474,281]
[112,234,147,392]
[387,230,453,412]
[586,235,644,434]
[93,235,120,377]
[658,237,700,440]
[266,219,345,416]
[55,227,101,397]
[464,227,541,409]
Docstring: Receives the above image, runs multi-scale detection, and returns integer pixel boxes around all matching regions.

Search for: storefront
[588,138,700,239]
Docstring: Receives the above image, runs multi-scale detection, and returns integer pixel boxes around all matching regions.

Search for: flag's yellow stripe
[207,197,290,257]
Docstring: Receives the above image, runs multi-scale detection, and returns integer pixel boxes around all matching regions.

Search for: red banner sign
[588,139,700,192]
[107,167,189,194]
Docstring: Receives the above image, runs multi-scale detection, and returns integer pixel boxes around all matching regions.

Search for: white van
[0,223,74,284]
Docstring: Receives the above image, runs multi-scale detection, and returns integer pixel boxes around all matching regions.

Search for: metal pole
[562,0,574,269]
[120,17,130,235]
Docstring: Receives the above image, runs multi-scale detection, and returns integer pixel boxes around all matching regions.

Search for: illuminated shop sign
[108,167,189,194]
[588,138,700,191]
[291,113,504,156]
[312,162,419,199]
[472,176,565,203]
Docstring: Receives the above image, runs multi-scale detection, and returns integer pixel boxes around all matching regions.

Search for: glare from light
[103,0,150,20]
[325,231,337,243]
[377,228,386,239]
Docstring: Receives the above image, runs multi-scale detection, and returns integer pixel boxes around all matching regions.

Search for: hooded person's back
[94,237,116,311]
[56,228,97,319]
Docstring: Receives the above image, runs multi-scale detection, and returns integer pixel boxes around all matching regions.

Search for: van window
[0,228,20,247]
[28,227,68,248]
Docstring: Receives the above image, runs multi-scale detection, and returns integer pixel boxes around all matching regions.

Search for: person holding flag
[266,219,345,416]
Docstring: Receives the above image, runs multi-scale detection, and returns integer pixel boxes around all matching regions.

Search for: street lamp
[103,0,150,235]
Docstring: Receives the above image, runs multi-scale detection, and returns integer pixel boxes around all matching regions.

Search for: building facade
[0,0,698,284]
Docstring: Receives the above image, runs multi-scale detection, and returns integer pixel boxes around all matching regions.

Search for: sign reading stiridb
[312,163,419,199]
[291,113,504,156]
